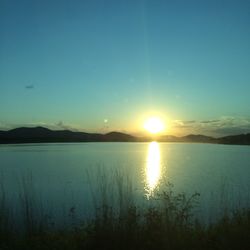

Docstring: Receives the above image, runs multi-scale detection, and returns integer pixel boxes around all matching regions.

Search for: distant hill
[0,127,250,145]
[157,134,216,143]
[0,127,135,143]
[158,135,179,142]
[180,134,216,143]
[217,133,250,145]
[104,132,135,142]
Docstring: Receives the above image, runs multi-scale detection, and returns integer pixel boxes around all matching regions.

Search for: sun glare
[145,141,161,196]
[144,117,165,134]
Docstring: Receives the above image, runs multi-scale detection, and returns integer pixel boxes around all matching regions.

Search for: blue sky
[0,0,250,136]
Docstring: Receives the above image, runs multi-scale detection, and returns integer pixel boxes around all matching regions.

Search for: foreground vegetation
[0,172,250,250]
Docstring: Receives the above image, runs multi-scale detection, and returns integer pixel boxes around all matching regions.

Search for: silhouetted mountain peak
[105,131,130,136]
[10,126,50,132]
[183,134,214,140]
[104,131,135,141]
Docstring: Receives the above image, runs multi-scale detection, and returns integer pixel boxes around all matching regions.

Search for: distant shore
[0,126,250,145]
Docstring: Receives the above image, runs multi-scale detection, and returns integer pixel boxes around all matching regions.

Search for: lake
[0,142,250,225]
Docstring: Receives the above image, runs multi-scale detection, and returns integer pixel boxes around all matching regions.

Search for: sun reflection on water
[145,141,161,197]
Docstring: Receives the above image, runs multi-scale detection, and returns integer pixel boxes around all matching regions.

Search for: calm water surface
[0,142,250,223]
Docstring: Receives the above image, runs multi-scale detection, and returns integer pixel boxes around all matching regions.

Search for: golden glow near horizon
[145,141,161,197]
[144,116,165,134]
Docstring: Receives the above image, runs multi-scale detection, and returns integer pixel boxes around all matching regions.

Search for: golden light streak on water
[145,141,161,197]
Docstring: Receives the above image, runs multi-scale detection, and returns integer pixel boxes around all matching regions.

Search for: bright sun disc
[144,117,165,134]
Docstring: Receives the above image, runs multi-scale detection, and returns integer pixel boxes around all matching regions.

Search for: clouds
[200,120,220,124]
[1,116,250,137]
[0,121,10,131]
[171,117,250,136]
[55,121,76,131]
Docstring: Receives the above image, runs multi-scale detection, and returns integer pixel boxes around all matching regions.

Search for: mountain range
[0,126,250,145]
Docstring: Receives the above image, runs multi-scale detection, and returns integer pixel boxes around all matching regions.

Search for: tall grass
[0,169,249,249]
[0,173,12,242]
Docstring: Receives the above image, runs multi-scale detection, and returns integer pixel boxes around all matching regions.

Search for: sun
[144,117,165,134]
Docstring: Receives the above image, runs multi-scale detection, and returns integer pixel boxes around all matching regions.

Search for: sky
[0,0,250,136]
